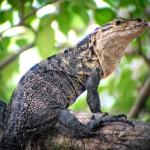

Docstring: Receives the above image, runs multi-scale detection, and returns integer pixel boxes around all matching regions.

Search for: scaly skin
[0,18,148,150]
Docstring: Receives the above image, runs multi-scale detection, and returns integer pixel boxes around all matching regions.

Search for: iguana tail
[0,99,7,129]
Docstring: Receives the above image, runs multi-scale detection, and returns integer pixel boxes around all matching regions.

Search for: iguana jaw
[93,18,148,79]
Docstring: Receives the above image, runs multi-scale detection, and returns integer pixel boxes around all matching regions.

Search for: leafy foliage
[0,0,149,121]
[94,8,116,25]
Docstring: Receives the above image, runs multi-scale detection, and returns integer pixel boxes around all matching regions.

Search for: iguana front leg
[85,68,102,113]
[84,68,134,127]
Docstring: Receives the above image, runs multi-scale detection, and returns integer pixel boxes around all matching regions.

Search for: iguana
[0,18,148,150]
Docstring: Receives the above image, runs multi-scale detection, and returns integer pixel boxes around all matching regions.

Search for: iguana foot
[110,114,127,119]
[100,113,127,119]
[102,112,109,117]
[86,114,134,132]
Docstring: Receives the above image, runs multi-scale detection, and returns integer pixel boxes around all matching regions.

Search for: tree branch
[22,110,150,150]
[128,76,150,118]
[17,0,61,25]
[0,42,35,70]
[0,111,149,149]
[19,0,25,21]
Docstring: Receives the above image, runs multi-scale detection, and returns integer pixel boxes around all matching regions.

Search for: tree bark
[0,110,150,150]
[128,75,150,118]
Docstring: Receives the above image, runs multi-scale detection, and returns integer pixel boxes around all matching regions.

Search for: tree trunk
[1,110,150,150]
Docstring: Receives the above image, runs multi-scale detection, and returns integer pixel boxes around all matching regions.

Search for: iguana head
[93,18,148,78]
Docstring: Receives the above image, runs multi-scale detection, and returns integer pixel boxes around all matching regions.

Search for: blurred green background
[0,0,150,121]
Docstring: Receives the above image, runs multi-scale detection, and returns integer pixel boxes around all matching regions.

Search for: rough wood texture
[25,110,150,150]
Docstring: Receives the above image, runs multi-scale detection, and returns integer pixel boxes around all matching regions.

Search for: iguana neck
[91,18,148,78]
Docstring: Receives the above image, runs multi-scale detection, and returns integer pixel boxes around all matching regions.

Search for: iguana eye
[136,18,142,23]
[115,20,121,25]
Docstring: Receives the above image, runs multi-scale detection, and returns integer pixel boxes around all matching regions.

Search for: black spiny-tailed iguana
[0,18,148,150]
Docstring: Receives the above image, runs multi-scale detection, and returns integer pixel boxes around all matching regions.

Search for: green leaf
[0,37,10,59]
[94,8,116,25]
[0,11,6,24]
[70,13,86,31]
[0,41,3,52]
[39,14,54,30]
[16,39,28,47]
[0,9,13,24]
[37,0,52,5]
[56,1,72,35]
[0,0,3,5]
[69,0,90,25]
[0,52,19,102]
[146,97,150,108]
[85,0,97,9]
[103,0,120,7]
[8,0,20,10]
[72,4,90,25]
[36,25,55,58]
[57,12,71,35]
[36,14,55,58]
